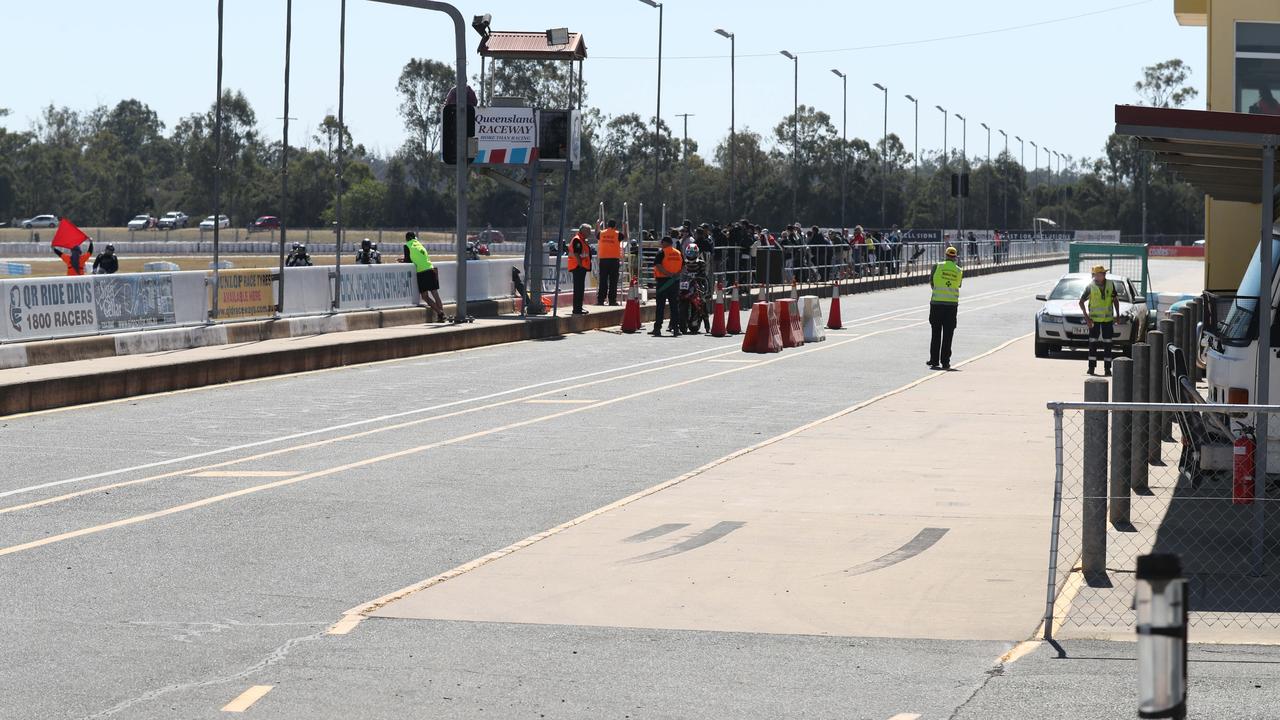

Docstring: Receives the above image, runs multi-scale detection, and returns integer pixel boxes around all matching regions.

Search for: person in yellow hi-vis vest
[1078,264,1120,376]
[927,246,963,370]
[400,231,447,323]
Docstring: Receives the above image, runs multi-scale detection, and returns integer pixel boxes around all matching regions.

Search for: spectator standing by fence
[596,219,622,306]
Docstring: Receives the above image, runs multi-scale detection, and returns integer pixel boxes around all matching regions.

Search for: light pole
[676,113,693,221]
[334,0,347,309]
[905,94,919,180]
[715,28,735,217]
[873,82,888,227]
[832,69,847,230]
[780,50,798,222]
[955,112,966,236]
[212,0,224,320]
[279,0,293,314]
[1030,140,1039,219]
[980,122,990,231]
[998,129,1008,230]
[1015,135,1025,227]
[370,0,469,319]
[936,105,947,232]
[639,0,663,212]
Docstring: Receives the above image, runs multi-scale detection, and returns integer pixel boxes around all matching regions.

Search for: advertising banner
[474,107,538,164]
[94,274,176,331]
[2,276,98,340]
[213,269,275,320]
[337,264,416,310]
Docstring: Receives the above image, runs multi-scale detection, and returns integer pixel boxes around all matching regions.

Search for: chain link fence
[1045,398,1280,638]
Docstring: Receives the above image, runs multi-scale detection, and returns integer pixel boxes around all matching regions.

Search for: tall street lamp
[1030,139,1039,213]
[638,0,663,213]
[1015,135,1025,227]
[873,82,887,227]
[904,94,919,180]
[279,0,293,314]
[780,50,798,221]
[998,129,1008,230]
[955,112,966,235]
[832,69,847,230]
[334,0,348,309]
[980,122,991,231]
[936,105,947,231]
[715,28,735,217]
[676,113,693,221]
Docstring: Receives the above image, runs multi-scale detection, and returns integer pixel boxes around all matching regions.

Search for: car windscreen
[1049,277,1131,302]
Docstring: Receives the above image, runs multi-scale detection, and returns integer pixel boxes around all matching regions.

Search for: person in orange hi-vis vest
[566,223,593,315]
[651,235,685,337]
[595,218,623,306]
[53,241,94,276]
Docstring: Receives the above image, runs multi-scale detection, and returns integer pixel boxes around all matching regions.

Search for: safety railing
[1045,394,1280,638]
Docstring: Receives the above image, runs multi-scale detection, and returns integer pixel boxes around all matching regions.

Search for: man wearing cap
[1078,265,1120,376]
[567,223,593,315]
[927,246,963,370]
[595,219,622,306]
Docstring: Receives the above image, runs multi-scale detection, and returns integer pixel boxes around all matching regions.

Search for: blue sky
[3,0,1205,168]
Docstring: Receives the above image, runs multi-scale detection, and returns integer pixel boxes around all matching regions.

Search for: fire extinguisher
[1234,426,1256,505]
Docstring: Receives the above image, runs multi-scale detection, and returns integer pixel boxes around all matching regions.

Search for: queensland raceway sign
[4,276,97,340]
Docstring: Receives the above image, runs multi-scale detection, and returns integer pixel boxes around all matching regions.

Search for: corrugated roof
[479,31,587,61]
[1115,104,1280,208]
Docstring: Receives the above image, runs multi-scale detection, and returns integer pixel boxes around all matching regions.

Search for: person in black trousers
[651,236,683,337]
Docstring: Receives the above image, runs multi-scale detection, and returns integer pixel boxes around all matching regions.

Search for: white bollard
[800,295,826,343]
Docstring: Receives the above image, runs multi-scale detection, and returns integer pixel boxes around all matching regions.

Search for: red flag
[51,219,88,249]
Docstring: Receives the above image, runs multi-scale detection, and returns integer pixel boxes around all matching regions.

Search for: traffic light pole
[370,0,469,320]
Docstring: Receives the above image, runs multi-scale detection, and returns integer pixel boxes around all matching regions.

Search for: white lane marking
[2,277,1046,503]
[190,471,302,478]
[524,399,595,405]
[0,346,730,501]
[887,714,922,720]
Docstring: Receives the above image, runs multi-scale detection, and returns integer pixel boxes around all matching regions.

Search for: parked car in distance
[249,216,280,233]
[1034,272,1149,359]
[21,214,58,229]
[127,214,158,231]
[157,211,189,229]
[199,214,230,230]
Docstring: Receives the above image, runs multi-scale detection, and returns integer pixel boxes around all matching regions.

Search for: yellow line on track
[221,685,273,713]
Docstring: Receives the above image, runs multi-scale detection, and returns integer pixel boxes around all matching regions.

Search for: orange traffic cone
[621,279,642,334]
[726,284,742,335]
[827,281,844,330]
[777,298,805,348]
[710,282,726,337]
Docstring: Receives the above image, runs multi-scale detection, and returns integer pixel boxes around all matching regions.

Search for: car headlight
[1040,313,1064,324]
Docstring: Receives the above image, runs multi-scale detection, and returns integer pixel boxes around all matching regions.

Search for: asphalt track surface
[6,260,1262,719]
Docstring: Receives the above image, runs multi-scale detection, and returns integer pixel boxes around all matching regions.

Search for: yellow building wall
[1198,0,1280,290]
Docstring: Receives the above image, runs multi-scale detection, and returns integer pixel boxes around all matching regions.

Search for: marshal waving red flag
[51,218,89,249]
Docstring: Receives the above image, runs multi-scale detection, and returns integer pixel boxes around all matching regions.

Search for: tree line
[0,58,1204,237]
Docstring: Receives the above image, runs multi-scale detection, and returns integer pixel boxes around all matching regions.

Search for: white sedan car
[21,214,59,229]
[199,214,230,230]
[127,214,156,231]
[1034,272,1149,358]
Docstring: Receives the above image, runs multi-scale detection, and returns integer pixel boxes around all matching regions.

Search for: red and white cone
[711,282,726,337]
[726,284,743,335]
[827,280,844,330]
[621,279,642,334]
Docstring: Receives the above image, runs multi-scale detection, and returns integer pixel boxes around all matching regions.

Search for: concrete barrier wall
[1,260,519,343]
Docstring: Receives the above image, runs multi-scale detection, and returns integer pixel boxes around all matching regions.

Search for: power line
[593,0,1154,60]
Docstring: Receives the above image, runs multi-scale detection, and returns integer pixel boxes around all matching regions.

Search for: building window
[1237,22,1280,115]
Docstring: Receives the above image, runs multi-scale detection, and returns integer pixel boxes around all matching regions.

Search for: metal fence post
[1083,378,1109,579]
[1044,405,1067,641]
[1188,299,1201,383]
[1132,343,1150,493]
[1148,330,1166,464]
[1172,311,1186,377]
[1111,357,1133,526]
[1158,317,1176,440]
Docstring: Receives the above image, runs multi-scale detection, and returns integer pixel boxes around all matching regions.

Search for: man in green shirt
[401,231,447,322]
